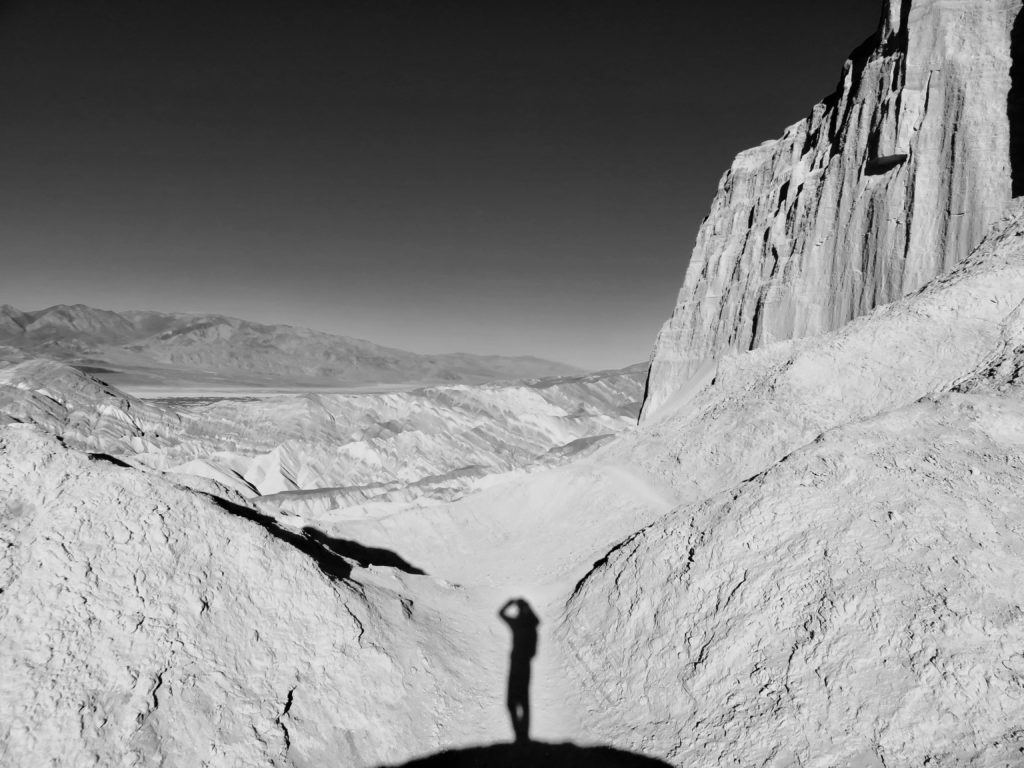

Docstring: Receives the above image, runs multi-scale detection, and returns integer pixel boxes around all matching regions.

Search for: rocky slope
[0,358,181,456]
[643,0,1022,418]
[0,303,580,390]
[552,203,1024,765]
[0,425,500,768]
[562,393,1024,767]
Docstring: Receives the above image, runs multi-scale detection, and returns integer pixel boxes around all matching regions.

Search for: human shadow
[373,597,672,767]
[376,741,673,767]
[498,598,539,743]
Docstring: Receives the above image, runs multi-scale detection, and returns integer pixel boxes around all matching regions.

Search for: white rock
[562,393,1024,766]
[555,204,1024,765]
[0,425,498,767]
[643,0,1023,419]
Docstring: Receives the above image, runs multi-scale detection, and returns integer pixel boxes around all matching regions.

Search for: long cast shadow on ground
[208,496,426,580]
[302,525,425,574]
[376,741,673,767]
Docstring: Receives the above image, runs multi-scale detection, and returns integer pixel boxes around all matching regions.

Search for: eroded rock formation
[643,0,1024,418]
[560,203,1024,767]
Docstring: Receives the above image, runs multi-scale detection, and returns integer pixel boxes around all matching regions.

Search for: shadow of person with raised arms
[498,597,539,743]
[373,598,673,767]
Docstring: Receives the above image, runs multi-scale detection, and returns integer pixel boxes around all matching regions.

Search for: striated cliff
[559,203,1024,767]
[643,0,1024,418]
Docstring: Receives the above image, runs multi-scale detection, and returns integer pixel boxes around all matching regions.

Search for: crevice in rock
[749,294,767,351]
[568,529,647,602]
[865,153,908,176]
[777,181,791,211]
[277,687,294,753]
[1009,6,1024,196]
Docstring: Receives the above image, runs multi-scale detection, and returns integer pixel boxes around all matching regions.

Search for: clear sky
[0,0,880,370]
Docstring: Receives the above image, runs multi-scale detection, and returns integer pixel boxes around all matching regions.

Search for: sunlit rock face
[559,206,1024,765]
[643,0,1023,419]
[0,358,181,455]
[0,426,491,768]
[564,396,1024,766]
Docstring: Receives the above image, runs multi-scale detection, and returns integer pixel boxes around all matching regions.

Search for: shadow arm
[498,599,516,621]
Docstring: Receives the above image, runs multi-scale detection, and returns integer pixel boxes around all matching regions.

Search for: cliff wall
[644,0,1023,418]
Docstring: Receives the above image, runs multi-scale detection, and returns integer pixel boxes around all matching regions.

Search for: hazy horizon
[3,299,636,367]
[0,0,880,370]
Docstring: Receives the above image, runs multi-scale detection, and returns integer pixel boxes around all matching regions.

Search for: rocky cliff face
[643,0,1024,419]
[559,203,1024,767]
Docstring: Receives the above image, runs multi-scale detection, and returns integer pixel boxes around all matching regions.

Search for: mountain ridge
[0,302,583,390]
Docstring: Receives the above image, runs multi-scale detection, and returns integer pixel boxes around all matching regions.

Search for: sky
[0,0,881,370]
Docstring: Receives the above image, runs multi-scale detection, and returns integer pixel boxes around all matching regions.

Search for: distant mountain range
[0,304,582,390]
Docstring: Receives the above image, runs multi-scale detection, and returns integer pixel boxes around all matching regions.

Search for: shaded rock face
[643,0,1024,419]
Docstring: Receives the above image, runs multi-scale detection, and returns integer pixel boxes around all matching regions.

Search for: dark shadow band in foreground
[376,740,673,767]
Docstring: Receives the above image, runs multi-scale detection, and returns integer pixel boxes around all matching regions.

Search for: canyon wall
[643,0,1023,418]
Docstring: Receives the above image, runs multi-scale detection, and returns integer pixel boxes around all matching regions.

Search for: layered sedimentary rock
[0,426,494,767]
[0,359,181,455]
[643,0,1023,418]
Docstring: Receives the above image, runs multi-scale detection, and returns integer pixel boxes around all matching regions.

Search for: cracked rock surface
[0,426,494,767]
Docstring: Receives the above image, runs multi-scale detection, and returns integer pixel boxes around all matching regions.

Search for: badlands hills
[0,357,646,511]
[5,0,1024,766]
[0,303,581,391]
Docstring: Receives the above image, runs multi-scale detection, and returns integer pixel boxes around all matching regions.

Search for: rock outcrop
[564,395,1024,766]
[0,359,181,455]
[558,205,1024,765]
[0,426,493,767]
[643,0,1024,419]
